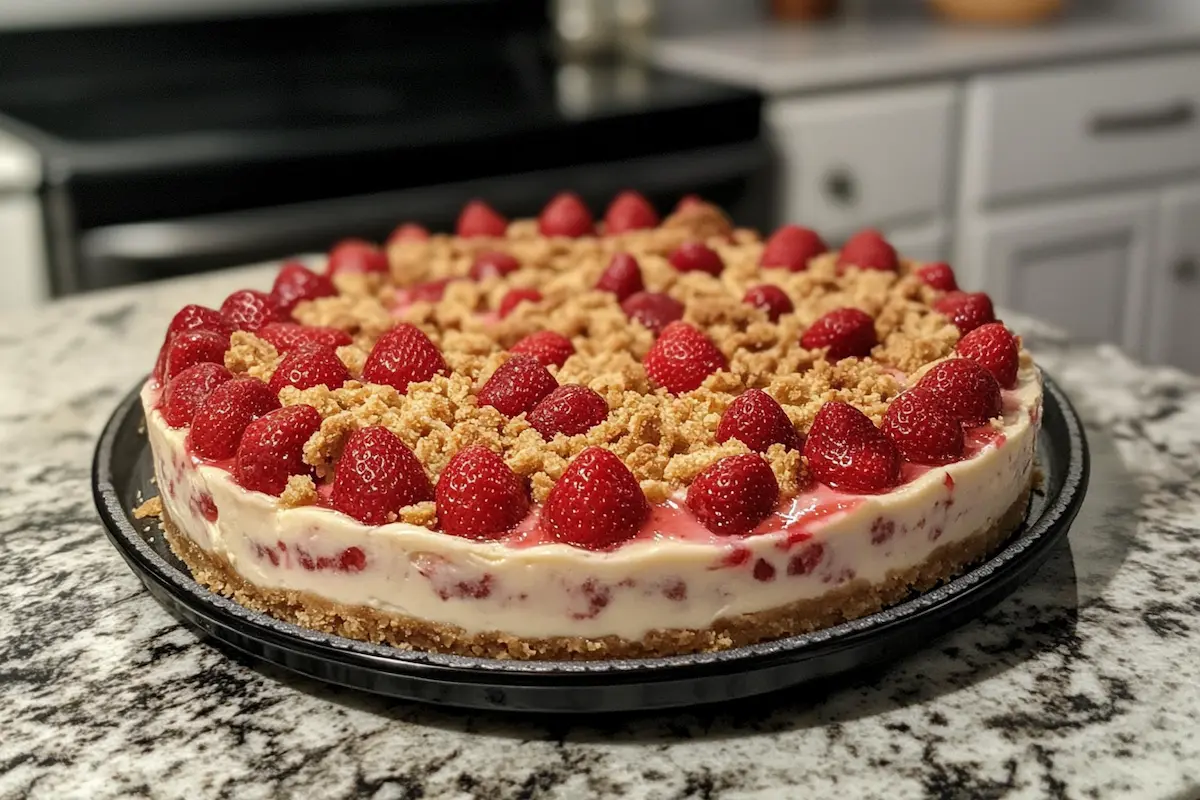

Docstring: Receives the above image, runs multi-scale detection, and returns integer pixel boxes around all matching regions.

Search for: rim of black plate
[93,371,1089,685]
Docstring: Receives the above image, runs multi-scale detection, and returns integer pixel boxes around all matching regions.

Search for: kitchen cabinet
[956,194,1156,353]
[1149,184,1200,374]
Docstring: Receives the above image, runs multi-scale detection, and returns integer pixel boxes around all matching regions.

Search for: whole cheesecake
[140,193,1042,660]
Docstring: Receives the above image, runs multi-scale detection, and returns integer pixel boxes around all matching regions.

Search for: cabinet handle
[1089,101,1195,136]
[823,166,858,206]
[1175,257,1198,284]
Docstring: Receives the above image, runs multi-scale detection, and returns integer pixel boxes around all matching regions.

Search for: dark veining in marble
[1,271,1198,799]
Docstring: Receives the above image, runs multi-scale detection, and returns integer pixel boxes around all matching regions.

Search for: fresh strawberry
[510,330,574,368]
[934,291,996,334]
[270,262,335,315]
[800,307,878,361]
[189,377,281,461]
[388,222,430,244]
[234,404,322,495]
[527,384,608,439]
[162,330,230,382]
[595,252,645,301]
[456,199,508,238]
[917,358,1002,426]
[361,323,448,394]
[268,344,351,394]
[760,224,827,272]
[257,322,352,353]
[538,192,594,238]
[915,262,958,292]
[881,386,964,465]
[160,362,232,428]
[686,455,779,536]
[742,285,794,321]
[435,445,529,538]
[837,229,898,273]
[498,288,542,319]
[330,426,432,525]
[621,292,684,336]
[716,388,801,452]
[803,401,901,493]
[603,191,660,234]
[668,241,724,276]
[401,277,456,304]
[542,447,649,549]
[956,322,1019,389]
[468,250,520,281]
[154,305,235,382]
[326,238,389,275]
[220,289,284,333]
[476,354,557,416]
[644,321,727,394]
[674,194,705,212]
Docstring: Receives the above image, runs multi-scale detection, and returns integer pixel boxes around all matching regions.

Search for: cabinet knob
[1175,257,1198,284]
[823,167,858,207]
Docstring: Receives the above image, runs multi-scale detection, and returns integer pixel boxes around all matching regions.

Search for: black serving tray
[93,374,1088,713]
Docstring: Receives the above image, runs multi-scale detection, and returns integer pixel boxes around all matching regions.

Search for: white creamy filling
[144,364,1042,640]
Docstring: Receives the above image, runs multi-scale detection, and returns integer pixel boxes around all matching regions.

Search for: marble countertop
[2,266,1199,799]
[652,10,1200,94]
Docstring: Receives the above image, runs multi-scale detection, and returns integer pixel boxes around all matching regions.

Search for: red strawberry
[668,241,724,276]
[686,455,779,536]
[330,426,432,525]
[917,358,1002,426]
[800,307,878,361]
[527,384,608,439]
[643,321,728,394]
[542,447,648,549]
[234,404,322,495]
[268,344,351,394]
[716,388,801,452]
[603,191,659,234]
[435,445,529,538]
[675,194,705,212]
[881,387,964,465]
[257,322,352,353]
[326,238,389,275]
[270,262,335,315]
[956,322,1019,389]
[220,289,283,333]
[915,262,958,292]
[538,192,594,238]
[510,330,574,368]
[498,288,542,319]
[456,199,508,238]
[160,362,232,428]
[469,251,520,281]
[189,377,281,461]
[743,285,794,321]
[401,277,456,304]
[935,291,996,334]
[388,222,430,244]
[361,323,448,394]
[837,229,898,273]
[162,330,229,382]
[154,305,235,382]
[595,253,645,301]
[760,224,827,272]
[804,401,901,493]
[477,354,557,416]
[621,291,684,336]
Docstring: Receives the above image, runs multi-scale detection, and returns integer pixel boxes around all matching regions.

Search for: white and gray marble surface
[2,266,1199,799]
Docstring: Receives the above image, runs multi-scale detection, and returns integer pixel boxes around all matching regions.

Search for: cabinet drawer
[964,54,1200,206]
[767,84,956,238]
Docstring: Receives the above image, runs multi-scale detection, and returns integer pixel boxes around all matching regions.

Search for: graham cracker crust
[161,485,1030,661]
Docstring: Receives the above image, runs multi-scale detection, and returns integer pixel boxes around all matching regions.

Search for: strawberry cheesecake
[139,192,1042,659]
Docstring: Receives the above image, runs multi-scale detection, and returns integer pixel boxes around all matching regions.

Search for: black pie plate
[93,373,1088,713]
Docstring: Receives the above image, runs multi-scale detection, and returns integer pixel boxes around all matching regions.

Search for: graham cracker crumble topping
[218,202,969,527]
[279,475,318,508]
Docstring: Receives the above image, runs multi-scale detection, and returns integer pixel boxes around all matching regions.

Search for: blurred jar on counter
[552,0,656,59]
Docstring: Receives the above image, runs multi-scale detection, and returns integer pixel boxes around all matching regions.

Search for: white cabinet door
[1149,185,1200,374]
[956,193,1157,354]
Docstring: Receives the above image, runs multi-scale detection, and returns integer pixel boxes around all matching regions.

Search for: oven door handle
[81,142,767,268]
